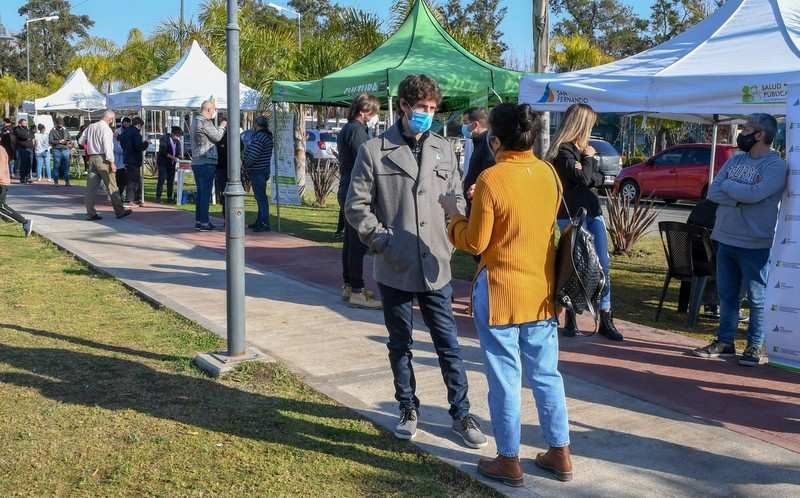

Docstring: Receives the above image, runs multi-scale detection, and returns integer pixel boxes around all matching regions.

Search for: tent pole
[708,114,719,187]
[388,93,394,126]
[273,103,281,232]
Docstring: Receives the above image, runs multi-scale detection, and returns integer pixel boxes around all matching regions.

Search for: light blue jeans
[716,243,769,347]
[558,215,612,311]
[36,151,51,179]
[473,269,570,457]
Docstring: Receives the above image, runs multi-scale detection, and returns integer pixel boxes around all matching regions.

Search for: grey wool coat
[345,122,465,293]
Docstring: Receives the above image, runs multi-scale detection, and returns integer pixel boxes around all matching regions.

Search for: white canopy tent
[22,67,106,114]
[520,0,800,181]
[107,40,260,111]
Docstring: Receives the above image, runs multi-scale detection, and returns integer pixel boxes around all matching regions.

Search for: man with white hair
[693,113,787,367]
[191,99,226,231]
[79,110,131,221]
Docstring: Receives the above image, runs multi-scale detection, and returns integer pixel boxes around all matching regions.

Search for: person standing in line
[2,118,16,179]
[79,110,131,221]
[13,118,34,184]
[337,93,382,309]
[548,103,623,341]
[693,113,787,367]
[242,115,273,232]
[346,74,487,448]
[191,100,225,231]
[0,146,33,236]
[156,126,183,203]
[460,107,489,180]
[444,103,572,486]
[34,124,51,182]
[121,117,149,207]
[49,118,72,186]
[214,117,229,218]
[114,119,128,203]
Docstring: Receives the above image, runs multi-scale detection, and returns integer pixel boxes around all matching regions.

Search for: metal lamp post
[266,2,301,49]
[193,0,260,377]
[26,15,59,81]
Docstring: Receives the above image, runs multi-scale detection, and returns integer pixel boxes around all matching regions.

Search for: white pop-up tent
[22,67,107,113]
[521,0,800,117]
[107,40,260,111]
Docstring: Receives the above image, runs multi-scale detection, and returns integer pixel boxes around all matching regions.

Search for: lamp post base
[193,348,264,377]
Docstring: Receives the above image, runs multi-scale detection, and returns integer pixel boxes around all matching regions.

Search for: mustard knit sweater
[449,149,562,326]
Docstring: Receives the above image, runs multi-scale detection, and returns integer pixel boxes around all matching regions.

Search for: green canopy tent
[272,0,526,122]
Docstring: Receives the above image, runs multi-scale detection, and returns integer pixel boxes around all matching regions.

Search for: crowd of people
[0,72,787,486]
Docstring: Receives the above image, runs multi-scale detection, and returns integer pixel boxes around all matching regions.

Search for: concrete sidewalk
[8,183,800,498]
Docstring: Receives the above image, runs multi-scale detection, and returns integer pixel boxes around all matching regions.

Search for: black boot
[599,310,624,341]
[562,309,578,337]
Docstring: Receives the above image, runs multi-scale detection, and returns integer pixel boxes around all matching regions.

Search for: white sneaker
[22,219,33,237]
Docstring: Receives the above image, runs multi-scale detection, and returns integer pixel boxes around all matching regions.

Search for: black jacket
[120,126,148,168]
[1,127,15,157]
[462,131,496,204]
[12,126,33,150]
[157,135,182,169]
[336,120,370,183]
[553,142,604,219]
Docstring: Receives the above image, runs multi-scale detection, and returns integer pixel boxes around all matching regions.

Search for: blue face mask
[408,110,433,134]
[461,123,472,138]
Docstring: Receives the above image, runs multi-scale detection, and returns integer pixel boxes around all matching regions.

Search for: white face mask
[367,114,379,128]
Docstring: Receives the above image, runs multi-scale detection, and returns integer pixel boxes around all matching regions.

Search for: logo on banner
[343,80,388,96]
[741,82,788,104]
[776,260,800,269]
[781,237,798,245]
[795,98,800,106]
[774,281,795,289]
[788,191,800,199]
[786,214,800,222]
[773,325,794,334]
[790,169,800,175]
[537,83,588,105]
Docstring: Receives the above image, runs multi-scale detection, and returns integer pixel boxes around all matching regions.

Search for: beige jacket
[0,147,10,185]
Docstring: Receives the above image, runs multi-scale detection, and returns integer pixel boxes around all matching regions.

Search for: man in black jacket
[13,118,34,184]
[156,126,183,203]
[121,117,149,206]
[461,114,495,211]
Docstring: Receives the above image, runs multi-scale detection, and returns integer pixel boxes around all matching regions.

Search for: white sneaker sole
[394,430,416,440]
[453,428,488,449]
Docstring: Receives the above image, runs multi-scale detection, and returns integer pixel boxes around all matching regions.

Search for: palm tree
[550,34,613,72]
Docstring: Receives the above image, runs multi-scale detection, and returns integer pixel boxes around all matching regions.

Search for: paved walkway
[8,183,800,498]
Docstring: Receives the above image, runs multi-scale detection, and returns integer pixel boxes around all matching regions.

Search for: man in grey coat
[346,74,486,448]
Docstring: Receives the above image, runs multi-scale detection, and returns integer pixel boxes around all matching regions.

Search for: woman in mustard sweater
[441,103,571,486]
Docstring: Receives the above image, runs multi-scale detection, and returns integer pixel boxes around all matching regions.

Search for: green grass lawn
[73,173,747,343]
[0,222,499,498]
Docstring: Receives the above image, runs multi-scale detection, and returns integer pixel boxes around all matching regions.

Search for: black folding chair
[656,221,716,329]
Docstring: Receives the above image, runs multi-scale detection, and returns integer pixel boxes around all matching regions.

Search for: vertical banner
[272,110,301,206]
[764,86,800,372]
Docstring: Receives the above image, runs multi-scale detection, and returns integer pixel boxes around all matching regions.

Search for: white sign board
[272,111,301,206]
[764,87,800,372]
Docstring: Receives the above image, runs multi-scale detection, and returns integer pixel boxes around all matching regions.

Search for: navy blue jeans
[716,243,770,347]
[248,169,270,227]
[191,163,216,224]
[51,148,70,183]
[378,283,470,420]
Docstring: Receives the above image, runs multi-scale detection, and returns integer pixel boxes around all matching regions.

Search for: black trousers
[156,164,176,201]
[342,222,368,290]
[126,165,142,203]
[0,185,27,224]
[379,283,470,419]
[17,148,33,182]
[214,168,227,215]
[116,169,129,201]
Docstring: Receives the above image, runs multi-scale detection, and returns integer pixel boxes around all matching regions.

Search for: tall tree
[650,0,717,44]
[17,0,94,82]
[463,0,508,60]
[550,33,612,72]
[549,0,649,59]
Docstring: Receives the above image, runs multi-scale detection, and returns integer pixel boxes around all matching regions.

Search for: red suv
[614,144,738,203]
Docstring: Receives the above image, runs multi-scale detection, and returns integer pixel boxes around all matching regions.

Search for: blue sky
[3,0,653,64]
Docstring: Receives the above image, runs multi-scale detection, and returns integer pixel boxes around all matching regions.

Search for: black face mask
[737,131,759,152]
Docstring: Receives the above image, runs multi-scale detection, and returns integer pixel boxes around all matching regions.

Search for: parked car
[589,137,622,191]
[306,129,338,162]
[614,143,738,203]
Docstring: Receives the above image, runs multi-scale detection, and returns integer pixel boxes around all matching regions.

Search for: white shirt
[79,119,115,164]
[34,132,50,155]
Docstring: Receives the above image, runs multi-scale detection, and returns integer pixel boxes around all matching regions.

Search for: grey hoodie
[191,115,224,165]
[707,150,787,249]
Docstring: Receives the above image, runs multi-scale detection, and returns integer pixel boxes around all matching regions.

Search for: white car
[306,129,338,161]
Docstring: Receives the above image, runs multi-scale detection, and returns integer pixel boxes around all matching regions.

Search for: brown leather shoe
[535,446,573,482]
[477,455,524,487]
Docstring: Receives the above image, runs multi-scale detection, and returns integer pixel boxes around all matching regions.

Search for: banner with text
[764,86,800,371]
[272,111,301,206]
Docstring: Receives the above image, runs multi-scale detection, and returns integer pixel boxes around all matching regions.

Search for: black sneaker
[116,209,133,219]
[86,214,103,221]
[691,340,736,358]
[739,344,765,367]
[394,408,418,440]
[452,414,488,449]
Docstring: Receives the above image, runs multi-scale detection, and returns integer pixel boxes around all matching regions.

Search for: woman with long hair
[547,103,623,341]
[441,103,572,486]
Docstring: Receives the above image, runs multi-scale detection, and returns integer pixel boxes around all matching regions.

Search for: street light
[26,14,59,81]
[266,2,301,49]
